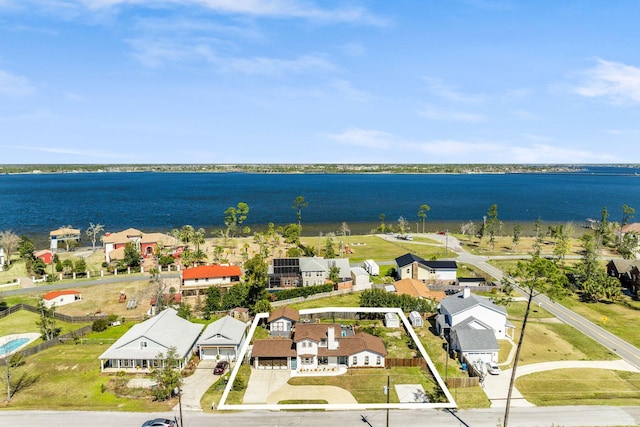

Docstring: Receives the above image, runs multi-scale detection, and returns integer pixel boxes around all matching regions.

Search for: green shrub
[92,318,109,332]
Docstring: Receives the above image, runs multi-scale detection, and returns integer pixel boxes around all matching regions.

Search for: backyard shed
[409,311,423,327]
[384,312,400,328]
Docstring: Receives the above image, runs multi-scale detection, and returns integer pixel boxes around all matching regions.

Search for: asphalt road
[2,406,640,427]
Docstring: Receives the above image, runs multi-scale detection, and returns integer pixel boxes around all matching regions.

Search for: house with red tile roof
[103,228,179,263]
[180,264,243,296]
[251,322,387,371]
[34,249,54,264]
[43,290,82,308]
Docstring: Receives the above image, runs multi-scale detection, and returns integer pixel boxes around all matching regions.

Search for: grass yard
[0,343,175,411]
[289,291,362,310]
[288,367,444,403]
[516,368,640,406]
[558,293,640,349]
[0,310,90,345]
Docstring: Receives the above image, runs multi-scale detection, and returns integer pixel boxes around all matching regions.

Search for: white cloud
[76,0,389,25]
[574,58,640,105]
[330,127,618,163]
[340,42,366,57]
[0,70,35,96]
[419,107,485,123]
[12,145,127,159]
[422,77,485,104]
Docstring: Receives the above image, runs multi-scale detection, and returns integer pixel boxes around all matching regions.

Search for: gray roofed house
[450,328,499,369]
[197,315,247,361]
[436,287,513,340]
[395,253,458,283]
[98,308,203,372]
[269,257,354,288]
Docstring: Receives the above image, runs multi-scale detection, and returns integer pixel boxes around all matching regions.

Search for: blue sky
[1,1,639,164]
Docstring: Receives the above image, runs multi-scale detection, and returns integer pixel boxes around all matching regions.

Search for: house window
[364,356,369,365]
[318,356,328,365]
[302,341,307,348]
[352,356,357,365]
[376,356,381,365]
[303,357,313,365]
[140,341,148,349]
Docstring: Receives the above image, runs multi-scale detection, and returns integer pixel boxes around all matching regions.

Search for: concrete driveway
[243,368,291,404]
[482,359,640,408]
[173,360,219,411]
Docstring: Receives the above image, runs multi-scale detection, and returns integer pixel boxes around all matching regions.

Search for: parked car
[141,417,178,427]
[214,360,229,375]
[486,363,501,375]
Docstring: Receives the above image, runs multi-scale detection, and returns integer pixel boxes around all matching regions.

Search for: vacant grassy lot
[289,291,362,310]
[0,343,174,411]
[516,368,640,406]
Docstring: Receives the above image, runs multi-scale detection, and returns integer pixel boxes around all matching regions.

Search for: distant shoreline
[0,163,629,176]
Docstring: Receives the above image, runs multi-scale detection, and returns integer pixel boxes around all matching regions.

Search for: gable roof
[621,223,640,234]
[251,339,296,357]
[453,329,499,352]
[440,290,507,317]
[198,315,247,346]
[43,290,80,300]
[293,323,341,343]
[395,253,457,270]
[299,257,327,273]
[268,306,300,323]
[49,227,81,237]
[182,264,243,280]
[607,259,638,275]
[393,278,446,301]
[335,332,388,357]
[99,308,203,360]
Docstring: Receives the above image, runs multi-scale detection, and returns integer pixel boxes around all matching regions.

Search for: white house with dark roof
[269,257,353,289]
[436,287,514,340]
[98,308,203,372]
[197,315,247,361]
[395,253,458,283]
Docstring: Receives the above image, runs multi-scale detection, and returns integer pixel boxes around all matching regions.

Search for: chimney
[412,262,419,279]
[327,326,338,350]
[463,287,471,298]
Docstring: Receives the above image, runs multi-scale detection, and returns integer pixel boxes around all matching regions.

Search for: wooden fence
[3,324,94,360]
[445,376,480,389]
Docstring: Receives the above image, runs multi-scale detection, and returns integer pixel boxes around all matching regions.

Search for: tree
[0,230,20,267]
[618,232,639,259]
[397,216,409,234]
[151,347,183,401]
[292,195,308,228]
[85,223,104,252]
[512,225,522,251]
[283,223,301,244]
[417,204,431,234]
[192,228,206,252]
[18,235,35,260]
[172,225,195,249]
[324,233,337,259]
[620,204,635,243]
[203,286,222,319]
[222,283,248,310]
[176,302,192,320]
[36,298,60,341]
[3,352,39,402]
[328,265,341,288]
[459,221,476,238]
[224,203,249,238]
[253,299,272,314]
[74,257,87,274]
[485,204,499,250]
[339,222,350,244]
[503,255,567,427]
[597,206,613,247]
[244,254,269,310]
[123,242,141,268]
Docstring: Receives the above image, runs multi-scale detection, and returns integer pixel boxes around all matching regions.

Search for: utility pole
[386,374,390,427]
[178,386,183,427]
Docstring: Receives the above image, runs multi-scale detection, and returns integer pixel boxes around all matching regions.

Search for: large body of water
[1,166,639,239]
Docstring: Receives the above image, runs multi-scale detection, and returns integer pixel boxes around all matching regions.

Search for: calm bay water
[1,167,639,239]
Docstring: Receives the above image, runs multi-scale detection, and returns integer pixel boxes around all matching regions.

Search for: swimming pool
[0,337,29,356]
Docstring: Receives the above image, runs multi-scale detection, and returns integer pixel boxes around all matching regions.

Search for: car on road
[486,363,501,375]
[141,417,178,427]
[214,360,229,375]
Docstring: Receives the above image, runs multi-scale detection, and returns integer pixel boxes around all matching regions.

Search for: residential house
[268,257,353,289]
[606,259,640,292]
[392,278,446,301]
[98,308,203,372]
[449,328,499,368]
[43,290,82,308]
[395,253,458,284]
[103,228,179,263]
[436,287,513,340]
[197,315,247,361]
[34,249,54,264]
[268,306,300,337]
[180,264,243,296]
[252,322,387,371]
[350,266,372,291]
[49,227,81,252]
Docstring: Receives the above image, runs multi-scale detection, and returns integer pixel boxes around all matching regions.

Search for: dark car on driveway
[141,417,178,427]
[214,360,229,375]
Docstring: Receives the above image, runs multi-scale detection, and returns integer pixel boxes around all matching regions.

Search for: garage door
[200,347,218,360]
[258,357,288,369]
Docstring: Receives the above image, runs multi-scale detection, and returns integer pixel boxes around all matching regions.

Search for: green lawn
[0,310,90,344]
[289,292,362,310]
[516,368,640,406]
[0,343,175,411]
[288,367,445,403]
